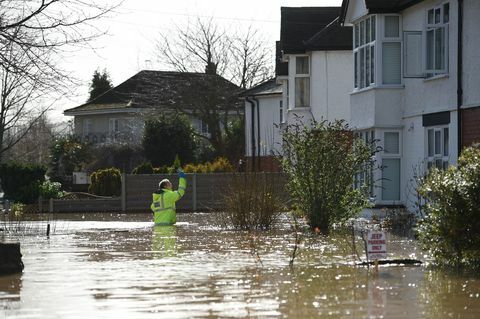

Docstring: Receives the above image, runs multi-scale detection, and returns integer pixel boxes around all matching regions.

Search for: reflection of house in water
[0,273,22,303]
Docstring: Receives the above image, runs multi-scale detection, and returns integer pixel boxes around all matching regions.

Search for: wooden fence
[45,173,289,213]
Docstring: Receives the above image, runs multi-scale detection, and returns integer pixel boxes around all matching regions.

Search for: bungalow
[339,0,480,210]
[64,70,241,145]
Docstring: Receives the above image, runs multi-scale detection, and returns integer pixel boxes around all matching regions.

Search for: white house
[243,7,353,171]
[279,7,353,126]
[340,0,480,211]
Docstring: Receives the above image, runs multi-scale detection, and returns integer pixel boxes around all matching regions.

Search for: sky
[53,0,342,122]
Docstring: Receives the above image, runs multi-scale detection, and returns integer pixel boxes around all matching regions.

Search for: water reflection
[152,225,177,258]
[0,213,479,318]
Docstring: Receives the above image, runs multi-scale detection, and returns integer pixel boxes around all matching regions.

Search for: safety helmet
[159,179,171,188]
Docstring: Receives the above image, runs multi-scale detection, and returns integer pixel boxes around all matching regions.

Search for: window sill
[288,107,311,112]
[350,85,404,95]
[423,73,449,82]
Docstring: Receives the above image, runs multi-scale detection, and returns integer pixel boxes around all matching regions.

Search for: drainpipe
[457,0,464,156]
[246,96,256,171]
[253,97,261,171]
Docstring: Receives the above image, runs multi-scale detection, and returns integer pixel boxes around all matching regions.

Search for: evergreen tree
[88,69,113,101]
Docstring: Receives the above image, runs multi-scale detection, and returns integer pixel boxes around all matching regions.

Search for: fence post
[49,198,53,213]
[121,173,126,212]
[192,173,197,212]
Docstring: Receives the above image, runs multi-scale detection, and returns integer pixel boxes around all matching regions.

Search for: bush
[417,144,480,269]
[38,180,64,199]
[281,119,376,234]
[49,136,90,182]
[0,163,46,203]
[223,173,285,230]
[88,168,121,196]
[182,157,234,173]
[132,162,154,174]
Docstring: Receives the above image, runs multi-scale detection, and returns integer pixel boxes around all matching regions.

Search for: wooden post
[192,173,197,212]
[121,173,126,212]
[49,198,53,213]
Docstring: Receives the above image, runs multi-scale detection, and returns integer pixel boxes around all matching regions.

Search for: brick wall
[462,107,480,147]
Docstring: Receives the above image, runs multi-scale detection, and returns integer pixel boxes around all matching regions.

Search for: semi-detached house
[340,0,480,210]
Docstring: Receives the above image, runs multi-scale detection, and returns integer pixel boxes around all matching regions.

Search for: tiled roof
[340,0,424,23]
[304,17,352,51]
[280,7,341,54]
[241,78,282,97]
[64,70,241,114]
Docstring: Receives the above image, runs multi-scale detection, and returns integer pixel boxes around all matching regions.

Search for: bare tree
[0,0,120,162]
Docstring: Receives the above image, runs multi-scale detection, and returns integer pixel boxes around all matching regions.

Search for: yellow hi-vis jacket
[150,177,187,225]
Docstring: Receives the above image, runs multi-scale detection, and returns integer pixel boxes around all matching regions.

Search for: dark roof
[241,78,282,97]
[280,7,341,54]
[304,17,352,51]
[275,41,288,76]
[64,70,241,114]
[340,0,424,23]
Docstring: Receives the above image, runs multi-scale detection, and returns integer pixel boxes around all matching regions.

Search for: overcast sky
[54,0,342,122]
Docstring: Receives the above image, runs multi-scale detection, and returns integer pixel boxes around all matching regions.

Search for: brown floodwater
[1,212,479,318]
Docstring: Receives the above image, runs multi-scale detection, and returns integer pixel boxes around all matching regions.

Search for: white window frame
[380,15,403,86]
[426,126,449,170]
[425,3,449,77]
[109,118,119,134]
[353,15,376,90]
[294,55,310,108]
[381,130,402,202]
[83,119,92,136]
[354,130,375,197]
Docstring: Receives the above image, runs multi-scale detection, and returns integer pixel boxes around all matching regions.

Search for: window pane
[426,30,434,70]
[382,42,401,84]
[443,3,450,23]
[384,132,399,154]
[296,57,309,74]
[371,16,376,41]
[435,8,441,24]
[434,130,441,155]
[354,52,358,88]
[279,100,283,123]
[371,45,375,83]
[295,78,310,107]
[443,128,449,156]
[382,158,401,201]
[355,24,359,48]
[428,9,434,24]
[435,159,443,169]
[428,129,434,157]
[385,16,400,38]
[366,18,371,43]
[360,48,365,88]
[360,20,365,45]
[435,27,445,70]
[366,47,370,86]
[442,161,449,170]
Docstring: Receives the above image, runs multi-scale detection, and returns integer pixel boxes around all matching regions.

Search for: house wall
[347,0,465,211]
[244,94,283,158]
[310,51,353,123]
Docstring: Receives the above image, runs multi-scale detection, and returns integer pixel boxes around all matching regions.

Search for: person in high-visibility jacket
[150,170,187,225]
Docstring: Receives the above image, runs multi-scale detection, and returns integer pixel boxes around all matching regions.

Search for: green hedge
[0,163,46,203]
[88,168,121,196]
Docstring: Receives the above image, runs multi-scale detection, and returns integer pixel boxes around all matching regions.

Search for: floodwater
[1,212,479,319]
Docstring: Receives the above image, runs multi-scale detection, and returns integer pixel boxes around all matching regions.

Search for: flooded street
[1,213,479,318]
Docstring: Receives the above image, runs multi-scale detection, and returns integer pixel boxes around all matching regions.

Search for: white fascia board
[63,108,145,116]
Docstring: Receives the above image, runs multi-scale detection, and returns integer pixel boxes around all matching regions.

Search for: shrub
[223,173,285,230]
[417,144,480,269]
[281,119,376,234]
[88,168,121,196]
[0,163,46,203]
[39,180,64,199]
[49,136,90,182]
[182,157,233,174]
[132,162,154,174]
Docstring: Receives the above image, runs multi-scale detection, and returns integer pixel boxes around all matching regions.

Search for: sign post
[367,231,387,261]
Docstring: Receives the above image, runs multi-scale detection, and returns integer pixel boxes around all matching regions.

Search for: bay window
[382,16,401,85]
[354,16,376,89]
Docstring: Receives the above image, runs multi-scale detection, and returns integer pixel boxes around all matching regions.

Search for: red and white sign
[367,231,387,260]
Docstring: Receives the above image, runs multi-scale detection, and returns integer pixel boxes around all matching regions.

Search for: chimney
[205,62,217,75]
